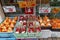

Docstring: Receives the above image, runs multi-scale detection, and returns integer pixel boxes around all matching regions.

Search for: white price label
[39,7,51,13]
[3,6,16,13]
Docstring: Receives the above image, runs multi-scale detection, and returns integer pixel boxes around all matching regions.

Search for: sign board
[17,1,27,8]
[39,7,51,13]
[28,1,36,7]
[3,6,16,13]
[17,1,36,8]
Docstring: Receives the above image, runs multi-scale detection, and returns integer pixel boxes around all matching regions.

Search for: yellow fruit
[7,27,13,32]
[8,19,12,23]
[10,23,14,28]
[14,16,18,21]
[12,20,16,24]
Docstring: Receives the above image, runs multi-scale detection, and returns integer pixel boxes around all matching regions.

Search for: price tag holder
[39,7,51,13]
[3,6,16,13]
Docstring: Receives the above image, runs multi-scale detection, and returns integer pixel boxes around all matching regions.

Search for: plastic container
[14,22,28,38]
[0,34,16,40]
[0,17,18,37]
[0,33,13,37]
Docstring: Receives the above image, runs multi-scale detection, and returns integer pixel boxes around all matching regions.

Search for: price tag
[3,6,16,13]
[39,7,51,13]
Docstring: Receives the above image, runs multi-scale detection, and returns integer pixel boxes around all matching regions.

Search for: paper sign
[39,7,51,13]
[17,1,36,8]
[27,1,36,7]
[30,1,36,7]
[3,6,16,13]
[17,1,27,8]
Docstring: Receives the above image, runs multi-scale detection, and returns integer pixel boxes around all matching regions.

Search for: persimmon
[52,8,59,14]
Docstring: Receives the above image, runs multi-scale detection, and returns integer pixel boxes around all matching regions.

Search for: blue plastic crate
[0,34,16,40]
[0,32,13,37]
[0,38,16,40]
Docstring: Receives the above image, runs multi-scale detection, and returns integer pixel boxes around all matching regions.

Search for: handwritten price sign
[17,1,27,8]
[39,7,51,13]
[3,6,16,13]
[17,1,36,8]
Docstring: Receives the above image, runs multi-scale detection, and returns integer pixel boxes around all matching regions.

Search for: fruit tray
[14,22,28,39]
[0,17,18,37]
[14,21,41,38]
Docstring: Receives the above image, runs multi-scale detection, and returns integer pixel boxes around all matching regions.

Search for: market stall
[0,0,60,40]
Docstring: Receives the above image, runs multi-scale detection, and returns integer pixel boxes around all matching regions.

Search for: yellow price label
[17,1,27,8]
[17,1,36,8]
[27,1,36,7]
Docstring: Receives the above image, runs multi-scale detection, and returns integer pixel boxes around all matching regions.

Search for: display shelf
[41,27,51,30]
[51,29,60,32]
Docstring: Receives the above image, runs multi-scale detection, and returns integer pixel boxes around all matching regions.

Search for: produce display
[14,14,60,31]
[15,20,26,34]
[1,0,60,39]
[38,16,51,27]
[52,8,60,14]
[15,15,27,34]
[51,18,60,29]
[15,15,41,34]
[3,12,58,34]
[0,16,18,32]
[38,16,60,29]
[51,7,60,29]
